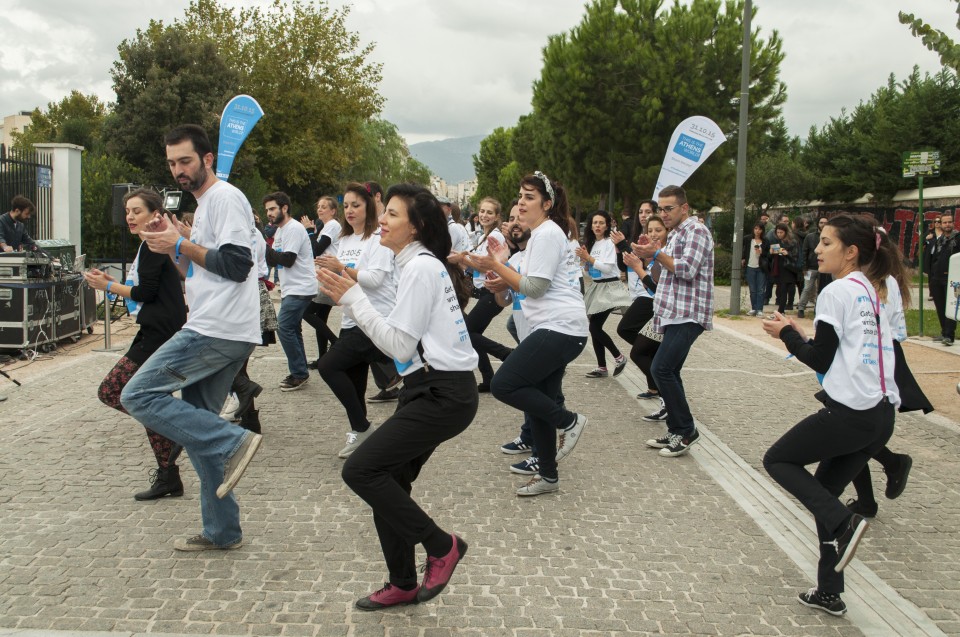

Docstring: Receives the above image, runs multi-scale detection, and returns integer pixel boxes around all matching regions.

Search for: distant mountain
[409,135,484,183]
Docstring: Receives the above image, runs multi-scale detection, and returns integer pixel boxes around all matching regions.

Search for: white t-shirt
[814,271,900,410]
[568,239,583,279]
[389,252,479,375]
[318,218,341,257]
[274,218,318,298]
[448,217,472,253]
[337,233,396,329]
[626,261,653,300]
[522,220,589,337]
[255,231,268,279]
[508,250,530,341]
[883,275,908,343]
[470,229,506,289]
[125,244,145,317]
[586,238,617,281]
[747,238,762,268]
[183,180,260,344]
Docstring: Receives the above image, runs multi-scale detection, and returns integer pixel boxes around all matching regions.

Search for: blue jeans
[121,329,256,547]
[277,294,313,378]
[491,328,586,480]
[745,266,765,313]
[650,322,705,437]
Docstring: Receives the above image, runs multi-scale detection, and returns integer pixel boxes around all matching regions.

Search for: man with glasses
[632,185,714,457]
[930,213,960,345]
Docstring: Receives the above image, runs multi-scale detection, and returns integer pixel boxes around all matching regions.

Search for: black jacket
[930,232,960,282]
[802,230,820,272]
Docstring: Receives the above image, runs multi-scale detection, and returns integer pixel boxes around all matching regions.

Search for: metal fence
[0,144,53,240]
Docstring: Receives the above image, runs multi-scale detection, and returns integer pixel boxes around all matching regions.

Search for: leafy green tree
[745,152,818,208]
[802,68,960,201]
[900,1,960,72]
[472,127,514,206]
[531,0,786,210]
[344,118,431,188]
[12,91,108,152]
[104,22,240,187]
[179,0,383,202]
[81,153,145,261]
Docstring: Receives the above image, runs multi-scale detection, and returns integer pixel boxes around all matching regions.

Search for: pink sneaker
[355,582,420,611]
[417,534,468,602]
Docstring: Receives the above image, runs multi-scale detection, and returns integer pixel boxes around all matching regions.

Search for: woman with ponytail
[318,184,478,611]
[467,171,589,497]
[761,214,902,616]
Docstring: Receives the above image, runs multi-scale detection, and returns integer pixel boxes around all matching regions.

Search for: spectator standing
[797,216,828,318]
[929,212,960,345]
[742,222,770,316]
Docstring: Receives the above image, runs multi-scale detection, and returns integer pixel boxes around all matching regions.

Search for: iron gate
[0,144,53,240]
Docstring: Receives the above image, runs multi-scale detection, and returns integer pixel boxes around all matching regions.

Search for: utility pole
[729,0,752,315]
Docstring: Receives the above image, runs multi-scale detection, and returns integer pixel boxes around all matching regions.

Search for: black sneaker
[944,337,954,347]
[367,388,400,402]
[884,454,912,499]
[280,375,309,391]
[798,588,846,616]
[613,356,628,376]
[845,497,878,518]
[307,359,320,370]
[830,514,869,572]
[500,437,532,455]
[797,310,805,319]
[645,435,672,449]
[658,429,700,457]
[510,456,540,475]
[642,399,668,422]
[477,383,491,393]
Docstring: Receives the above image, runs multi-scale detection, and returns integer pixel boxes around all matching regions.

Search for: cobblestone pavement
[1,296,958,637]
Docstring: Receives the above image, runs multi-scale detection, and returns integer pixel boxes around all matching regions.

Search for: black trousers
[466,288,511,384]
[763,394,895,594]
[301,301,338,359]
[342,370,478,588]
[317,327,391,432]
[931,279,958,339]
[775,279,796,314]
[617,296,658,392]
[588,309,621,367]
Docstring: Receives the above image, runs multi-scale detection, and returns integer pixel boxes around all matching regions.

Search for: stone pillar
[32,143,84,255]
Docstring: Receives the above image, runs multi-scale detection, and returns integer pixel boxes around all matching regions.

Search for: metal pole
[93,288,122,353]
[728,0,752,315]
[608,150,615,217]
[918,174,925,336]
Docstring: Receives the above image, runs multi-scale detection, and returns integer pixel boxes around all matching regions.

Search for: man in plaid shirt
[633,185,714,457]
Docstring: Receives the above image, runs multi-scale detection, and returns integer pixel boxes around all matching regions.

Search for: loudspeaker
[111,183,138,227]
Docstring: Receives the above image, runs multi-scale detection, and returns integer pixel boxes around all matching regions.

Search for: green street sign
[903,150,941,178]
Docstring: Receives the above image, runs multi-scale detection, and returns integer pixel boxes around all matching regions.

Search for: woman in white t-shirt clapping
[318,184,478,611]
[302,195,342,367]
[468,171,589,497]
[761,214,904,617]
[315,183,396,459]
[576,210,629,377]
[450,197,512,391]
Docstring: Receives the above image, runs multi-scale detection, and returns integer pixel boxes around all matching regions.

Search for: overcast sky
[1,0,955,145]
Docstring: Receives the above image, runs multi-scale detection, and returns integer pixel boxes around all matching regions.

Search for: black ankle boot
[134,466,184,501]
[233,377,263,419]
[239,408,262,434]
